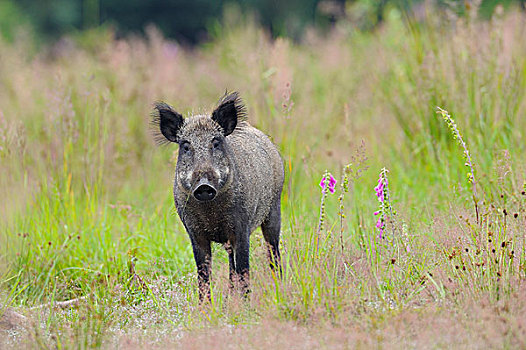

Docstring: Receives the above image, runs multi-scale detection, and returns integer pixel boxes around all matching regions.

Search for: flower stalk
[317,171,336,251]
[437,107,479,224]
[374,168,393,239]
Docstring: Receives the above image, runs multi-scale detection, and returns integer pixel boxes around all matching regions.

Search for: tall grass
[1,7,526,348]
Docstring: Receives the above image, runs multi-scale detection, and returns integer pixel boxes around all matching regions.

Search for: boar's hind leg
[261,199,282,278]
[190,236,212,302]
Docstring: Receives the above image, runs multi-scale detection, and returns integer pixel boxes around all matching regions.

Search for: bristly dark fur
[151,101,182,146]
[215,91,247,123]
[151,91,284,301]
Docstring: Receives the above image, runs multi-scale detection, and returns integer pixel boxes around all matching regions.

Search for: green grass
[1,8,526,348]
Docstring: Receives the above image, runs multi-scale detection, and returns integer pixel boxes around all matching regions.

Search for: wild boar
[153,92,284,299]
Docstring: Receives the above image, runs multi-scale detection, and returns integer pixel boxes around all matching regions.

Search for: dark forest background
[1,0,524,44]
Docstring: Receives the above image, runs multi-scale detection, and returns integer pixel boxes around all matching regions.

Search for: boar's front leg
[234,229,250,296]
[224,242,236,290]
[190,235,212,302]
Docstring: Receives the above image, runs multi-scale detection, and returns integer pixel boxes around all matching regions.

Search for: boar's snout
[193,178,217,201]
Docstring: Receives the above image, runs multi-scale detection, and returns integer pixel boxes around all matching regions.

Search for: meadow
[1,7,526,349]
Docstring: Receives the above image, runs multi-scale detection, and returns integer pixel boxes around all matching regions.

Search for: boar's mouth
[193,179,217,201]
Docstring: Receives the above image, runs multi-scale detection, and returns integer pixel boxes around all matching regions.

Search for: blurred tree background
[0,0,525,43]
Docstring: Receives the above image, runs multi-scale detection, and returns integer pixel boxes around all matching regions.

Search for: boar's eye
[212,138,222,150]
[180,142,191,155]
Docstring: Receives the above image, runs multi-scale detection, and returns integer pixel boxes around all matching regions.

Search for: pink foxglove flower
[320,174,337,194]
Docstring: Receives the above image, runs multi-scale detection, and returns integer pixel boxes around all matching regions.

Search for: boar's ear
[211,91,246,136]
[152,102,184,144]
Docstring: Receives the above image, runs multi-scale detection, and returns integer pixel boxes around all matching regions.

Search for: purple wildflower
[320,174,337,194]
[374,179,385,202]
[373,169,390,239]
